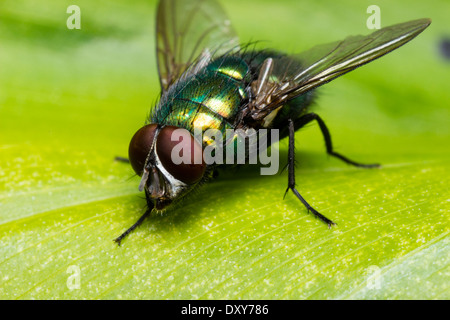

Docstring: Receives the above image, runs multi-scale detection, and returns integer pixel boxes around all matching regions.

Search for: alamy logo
[170,128,280,175]
[367,5,381,30]
[66,5,81,30]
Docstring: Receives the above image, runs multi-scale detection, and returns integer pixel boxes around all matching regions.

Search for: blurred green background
[0,0,448,299]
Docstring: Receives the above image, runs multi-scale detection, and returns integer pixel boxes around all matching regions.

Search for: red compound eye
[128,124,158,176]
[156,126,206,184]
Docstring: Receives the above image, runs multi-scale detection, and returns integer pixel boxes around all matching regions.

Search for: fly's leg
[294,113,380,168]
[114,156,130,163]
[113,209,151,245]
[114,191,153,245]
[284,119,336,227]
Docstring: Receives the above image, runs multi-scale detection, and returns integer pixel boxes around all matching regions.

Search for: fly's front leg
[114,156,130,163]
[294,113,380,168]
[113,209,151,245]
[114,190,153,245]
[284,119,336,227]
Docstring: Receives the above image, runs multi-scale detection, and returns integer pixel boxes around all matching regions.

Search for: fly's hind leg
[284,119,335,227]
[293,113,380,168]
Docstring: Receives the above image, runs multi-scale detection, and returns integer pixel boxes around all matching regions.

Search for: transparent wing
[156,0,239,92]
[250,18,431,121]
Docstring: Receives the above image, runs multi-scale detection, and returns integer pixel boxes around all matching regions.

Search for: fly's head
[128,124,206,210]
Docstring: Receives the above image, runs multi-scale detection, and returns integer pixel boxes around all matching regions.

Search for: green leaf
[1,0,449,299]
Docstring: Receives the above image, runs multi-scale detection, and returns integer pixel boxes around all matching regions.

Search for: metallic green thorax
[149,51,315,146]
[150,55,250,146]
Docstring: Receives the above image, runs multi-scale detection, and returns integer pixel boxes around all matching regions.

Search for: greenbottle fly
[114,0,431,244]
